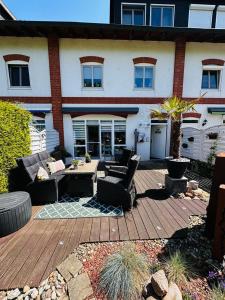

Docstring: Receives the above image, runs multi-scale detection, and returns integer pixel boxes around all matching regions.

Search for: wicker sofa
[16,151,66,204]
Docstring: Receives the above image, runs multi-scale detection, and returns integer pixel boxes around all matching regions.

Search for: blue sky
[4,0,110,23]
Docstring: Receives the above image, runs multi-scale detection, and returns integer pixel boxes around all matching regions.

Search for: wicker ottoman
[0,191,32,237]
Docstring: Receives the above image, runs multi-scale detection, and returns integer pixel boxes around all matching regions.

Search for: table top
[64,159,99,175]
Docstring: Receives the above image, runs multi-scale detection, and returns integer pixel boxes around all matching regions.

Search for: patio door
[151,125,167,159]
[87,121,100,157]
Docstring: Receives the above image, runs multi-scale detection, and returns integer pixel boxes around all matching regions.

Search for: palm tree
[151,96,198,159]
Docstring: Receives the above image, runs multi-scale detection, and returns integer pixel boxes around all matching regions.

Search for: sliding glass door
[73,119,126,158]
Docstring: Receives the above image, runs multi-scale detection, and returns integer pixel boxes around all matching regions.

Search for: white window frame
[31,118,46,132]
[150,4,175,27]
[188,4,215,29]
[201,65,223,91]
[72,119,127,158]
[81,63,104,90]
[134,64,155,90]
[121,2,146,25]
[6,60,31,90]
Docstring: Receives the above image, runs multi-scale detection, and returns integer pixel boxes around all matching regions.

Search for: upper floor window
[32,119,46,132]
[135,66,154,89]
[82,65,103,88]
[188,4,215,28]
[8,64,30,87]
[201,70,221,89]
[150,5,174,27]
[122,4,145,25]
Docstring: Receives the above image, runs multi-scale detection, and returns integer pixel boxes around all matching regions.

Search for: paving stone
[68,273,93,300]
[57,254,83,282]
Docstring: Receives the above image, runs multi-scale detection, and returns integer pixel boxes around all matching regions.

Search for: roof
[1,20,225,42]
[0,1,16,20]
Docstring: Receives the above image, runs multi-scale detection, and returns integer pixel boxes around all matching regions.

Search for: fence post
[212,185,225,260]
[205,152,225,238]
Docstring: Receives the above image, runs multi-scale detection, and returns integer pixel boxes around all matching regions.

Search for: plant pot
[167,158,190,179]
[85,158,91,163]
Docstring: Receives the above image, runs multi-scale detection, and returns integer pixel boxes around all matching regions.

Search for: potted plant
[207,132,218,140]
[72,159,79,169]
[85,153,91,163]
[151,96,200,179]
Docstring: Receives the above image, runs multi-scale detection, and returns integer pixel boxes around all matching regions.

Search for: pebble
[7,289,20,300]
[51,291,57,300]
[30,288,38,299]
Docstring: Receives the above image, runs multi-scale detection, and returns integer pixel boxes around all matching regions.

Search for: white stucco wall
[0,37,51,97]
[183,43,225,98]
[60,39,175,98]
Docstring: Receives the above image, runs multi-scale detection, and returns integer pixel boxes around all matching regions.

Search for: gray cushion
[17,154,41,182]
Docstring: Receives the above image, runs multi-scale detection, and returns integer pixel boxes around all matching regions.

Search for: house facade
[0,0,225,160]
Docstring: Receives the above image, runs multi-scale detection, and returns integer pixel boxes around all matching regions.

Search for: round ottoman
[0,191,32,237]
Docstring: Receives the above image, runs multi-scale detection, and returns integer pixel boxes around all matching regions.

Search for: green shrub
[210,286,225,300]
[0,101,31,192]
[99,245,149,300]
[164,251,192,286]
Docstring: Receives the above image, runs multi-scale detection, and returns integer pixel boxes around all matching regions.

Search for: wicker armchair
[104,148,134,172]
[97,155,140,210]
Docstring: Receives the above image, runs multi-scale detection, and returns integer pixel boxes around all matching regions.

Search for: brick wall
[48,37,64,146]
[173,40,186,97]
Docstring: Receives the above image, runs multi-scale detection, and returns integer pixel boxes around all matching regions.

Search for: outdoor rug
[35,194,124,219]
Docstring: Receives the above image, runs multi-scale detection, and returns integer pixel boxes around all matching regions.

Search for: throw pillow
[47,160,65,174]
[37,167,49,181]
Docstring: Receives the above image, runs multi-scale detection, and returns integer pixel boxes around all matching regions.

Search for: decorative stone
[17,296,23,300]
[44,284,50,291]
[31,288,38,299]
[23,286,30,294]
[165,175,188,195]
[7,289,21,300]
[68,273,93,300]
[151,270,168,297]
[51,291,57,300]
[162,282,182,300]
[38,287,44,295]
[189,180,199,190]
[57,254,82,282]
[146,297,159,300]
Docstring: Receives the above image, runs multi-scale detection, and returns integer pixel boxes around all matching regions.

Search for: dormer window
[80,56,104,89]
[122,4,145,25]
[150,5,174,27]
[188,4,215,28]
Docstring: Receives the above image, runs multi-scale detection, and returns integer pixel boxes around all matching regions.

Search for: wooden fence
[30,126,59,154]
[182,125,225,162]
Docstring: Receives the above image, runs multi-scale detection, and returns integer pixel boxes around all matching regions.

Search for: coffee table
[64,160,99,197]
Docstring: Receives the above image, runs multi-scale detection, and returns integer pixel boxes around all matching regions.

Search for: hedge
[0,101,32,193]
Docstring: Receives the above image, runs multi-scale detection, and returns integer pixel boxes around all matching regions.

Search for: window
[122,5,145,25]
[201,70,221,89]
[31,119,46,132]
[188,4,215,28]
[151,5,174,27]
[73,121,86,157]
[8,64,30,87]
[82,65,103,88]
[134,66,154,89]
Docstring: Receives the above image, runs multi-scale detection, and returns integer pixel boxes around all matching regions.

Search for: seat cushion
[17,154,41,182]
[49,170,65,183]
[99,176,123,185]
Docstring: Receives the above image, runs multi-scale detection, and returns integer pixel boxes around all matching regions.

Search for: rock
[185,192,193,198]
[45,289,52,299]
[57,254,82,282]
[7,289,21,300]
[51,291,57,300]
[146,297,159,300]
[151,270,168,297]
[44,284,50,291]
[162,283,182,300]
[23,286,30,294]
[189,180,199,190]
[31,288,38,299]
[38,287,44,295]
[184,196,192,201]
[68,273,93,300]
[17,296,23,300]
[24,296,29,300]
[36,296,41,300]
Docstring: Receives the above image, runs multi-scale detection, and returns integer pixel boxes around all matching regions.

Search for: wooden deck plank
[109,217,120,241]
[0,169,207,290]
[100,217,110,242]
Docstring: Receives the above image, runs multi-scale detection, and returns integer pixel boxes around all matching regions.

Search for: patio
[0,169,207,290]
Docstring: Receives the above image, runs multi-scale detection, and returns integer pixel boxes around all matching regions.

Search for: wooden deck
[0,170,207,290]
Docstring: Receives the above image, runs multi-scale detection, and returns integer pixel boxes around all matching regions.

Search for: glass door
[100,121,112,158]
[87,121,100,157]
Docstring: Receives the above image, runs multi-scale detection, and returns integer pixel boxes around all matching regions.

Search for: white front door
[151,125,167,159]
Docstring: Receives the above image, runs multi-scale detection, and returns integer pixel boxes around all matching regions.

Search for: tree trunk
[172,120,181,159]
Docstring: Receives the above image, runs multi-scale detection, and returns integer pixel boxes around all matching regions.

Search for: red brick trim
[62,97,163,104]
[202,59,225,66]
[3,54,30,62]
[182,112,202,119]
[184,98,225,104]
[173,40,186,97]
[133,57,157,65]
[80,56,104,64]
[48,37,64,145]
